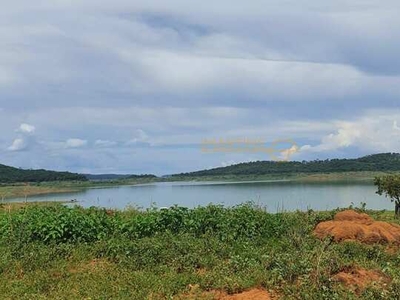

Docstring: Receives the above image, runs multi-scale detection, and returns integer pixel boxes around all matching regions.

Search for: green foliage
[0,203,297,244]
[374,175,400,216]
[84,173,158,181]
[0,205,115,243]
[0,163,86,183]
[127,174,158,179]
[374,175,400,203]
[0,204,399,299]
[174,153,400,177]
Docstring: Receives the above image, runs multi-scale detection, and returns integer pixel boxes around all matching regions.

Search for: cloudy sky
[1,1,400,175]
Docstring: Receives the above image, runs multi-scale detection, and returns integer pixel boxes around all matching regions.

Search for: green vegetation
[128,174,158,180]
[375,175,400,217]
[0,203,399,299]
[168,171,393,183]
[174,153,400,178]
[0,164,86,183]
[83,174,157,181]
[0,184,80,199]
[83,174,132,180]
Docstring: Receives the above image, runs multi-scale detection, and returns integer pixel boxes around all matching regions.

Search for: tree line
[0,164,87,183]
[174,153,400,177]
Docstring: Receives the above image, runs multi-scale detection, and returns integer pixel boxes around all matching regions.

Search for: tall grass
[0,203,399,299]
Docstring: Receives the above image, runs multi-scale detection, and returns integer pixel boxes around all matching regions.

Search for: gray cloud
[1,1,399,173]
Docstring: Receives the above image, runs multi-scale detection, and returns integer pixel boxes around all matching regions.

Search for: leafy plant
[374,175,400,217]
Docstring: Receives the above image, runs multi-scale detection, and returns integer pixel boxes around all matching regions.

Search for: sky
[1,1,400,175]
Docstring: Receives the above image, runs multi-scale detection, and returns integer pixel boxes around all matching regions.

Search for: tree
[374,175,400,217]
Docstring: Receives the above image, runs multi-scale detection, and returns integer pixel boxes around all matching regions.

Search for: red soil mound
[314,210,400,244]
[332,266,391,291]
[333,210,373,224]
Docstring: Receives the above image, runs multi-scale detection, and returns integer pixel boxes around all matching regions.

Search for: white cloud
[219,158,258,168]
[7,138,27,151]
[17,123,35,134]
[299,111,400,154]
[65,138,87,148]
[316,124,361,151]
[6,123,36,151]
[280,145,300,161]
[94,139,117,148]
[126,129,149,144]
[393,121,400,131]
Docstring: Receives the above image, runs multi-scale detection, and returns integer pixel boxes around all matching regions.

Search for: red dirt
[332,266,391,291]
[314,210,400,244]
[333,210,373,224]
[68,258,111,274]
[178,287,272,300]
[219,289,271,300]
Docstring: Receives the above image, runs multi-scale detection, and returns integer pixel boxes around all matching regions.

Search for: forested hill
[84,174,157,181]
[0,164,87,183]
[83,174,131,180]
[173,153,400,177]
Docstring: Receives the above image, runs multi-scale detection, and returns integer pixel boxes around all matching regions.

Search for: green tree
[374,175,400,217]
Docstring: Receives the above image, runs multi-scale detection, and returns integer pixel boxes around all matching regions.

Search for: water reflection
[5,180,391,212]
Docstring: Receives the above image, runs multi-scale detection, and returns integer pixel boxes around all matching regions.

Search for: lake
[5,180,393,212]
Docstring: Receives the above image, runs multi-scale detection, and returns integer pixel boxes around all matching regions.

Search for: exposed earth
[314,210,400,244]
[178,287,272,300]
[332,266,391,292]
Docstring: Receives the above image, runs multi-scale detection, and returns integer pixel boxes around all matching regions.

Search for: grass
[0,177,160,199]
[0,203,399,299]
[0,201,76,212]
[0,184,81,199]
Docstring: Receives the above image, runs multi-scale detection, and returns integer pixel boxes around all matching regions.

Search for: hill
[172,153,400,177]
[127,174,157,179]
[83,174,158,181]
[83,174,132,181]
[0,164,87,183]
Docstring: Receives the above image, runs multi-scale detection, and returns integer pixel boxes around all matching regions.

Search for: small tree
[374,175,400,217]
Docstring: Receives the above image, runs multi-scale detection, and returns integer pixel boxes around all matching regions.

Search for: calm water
[6,180,392,212]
